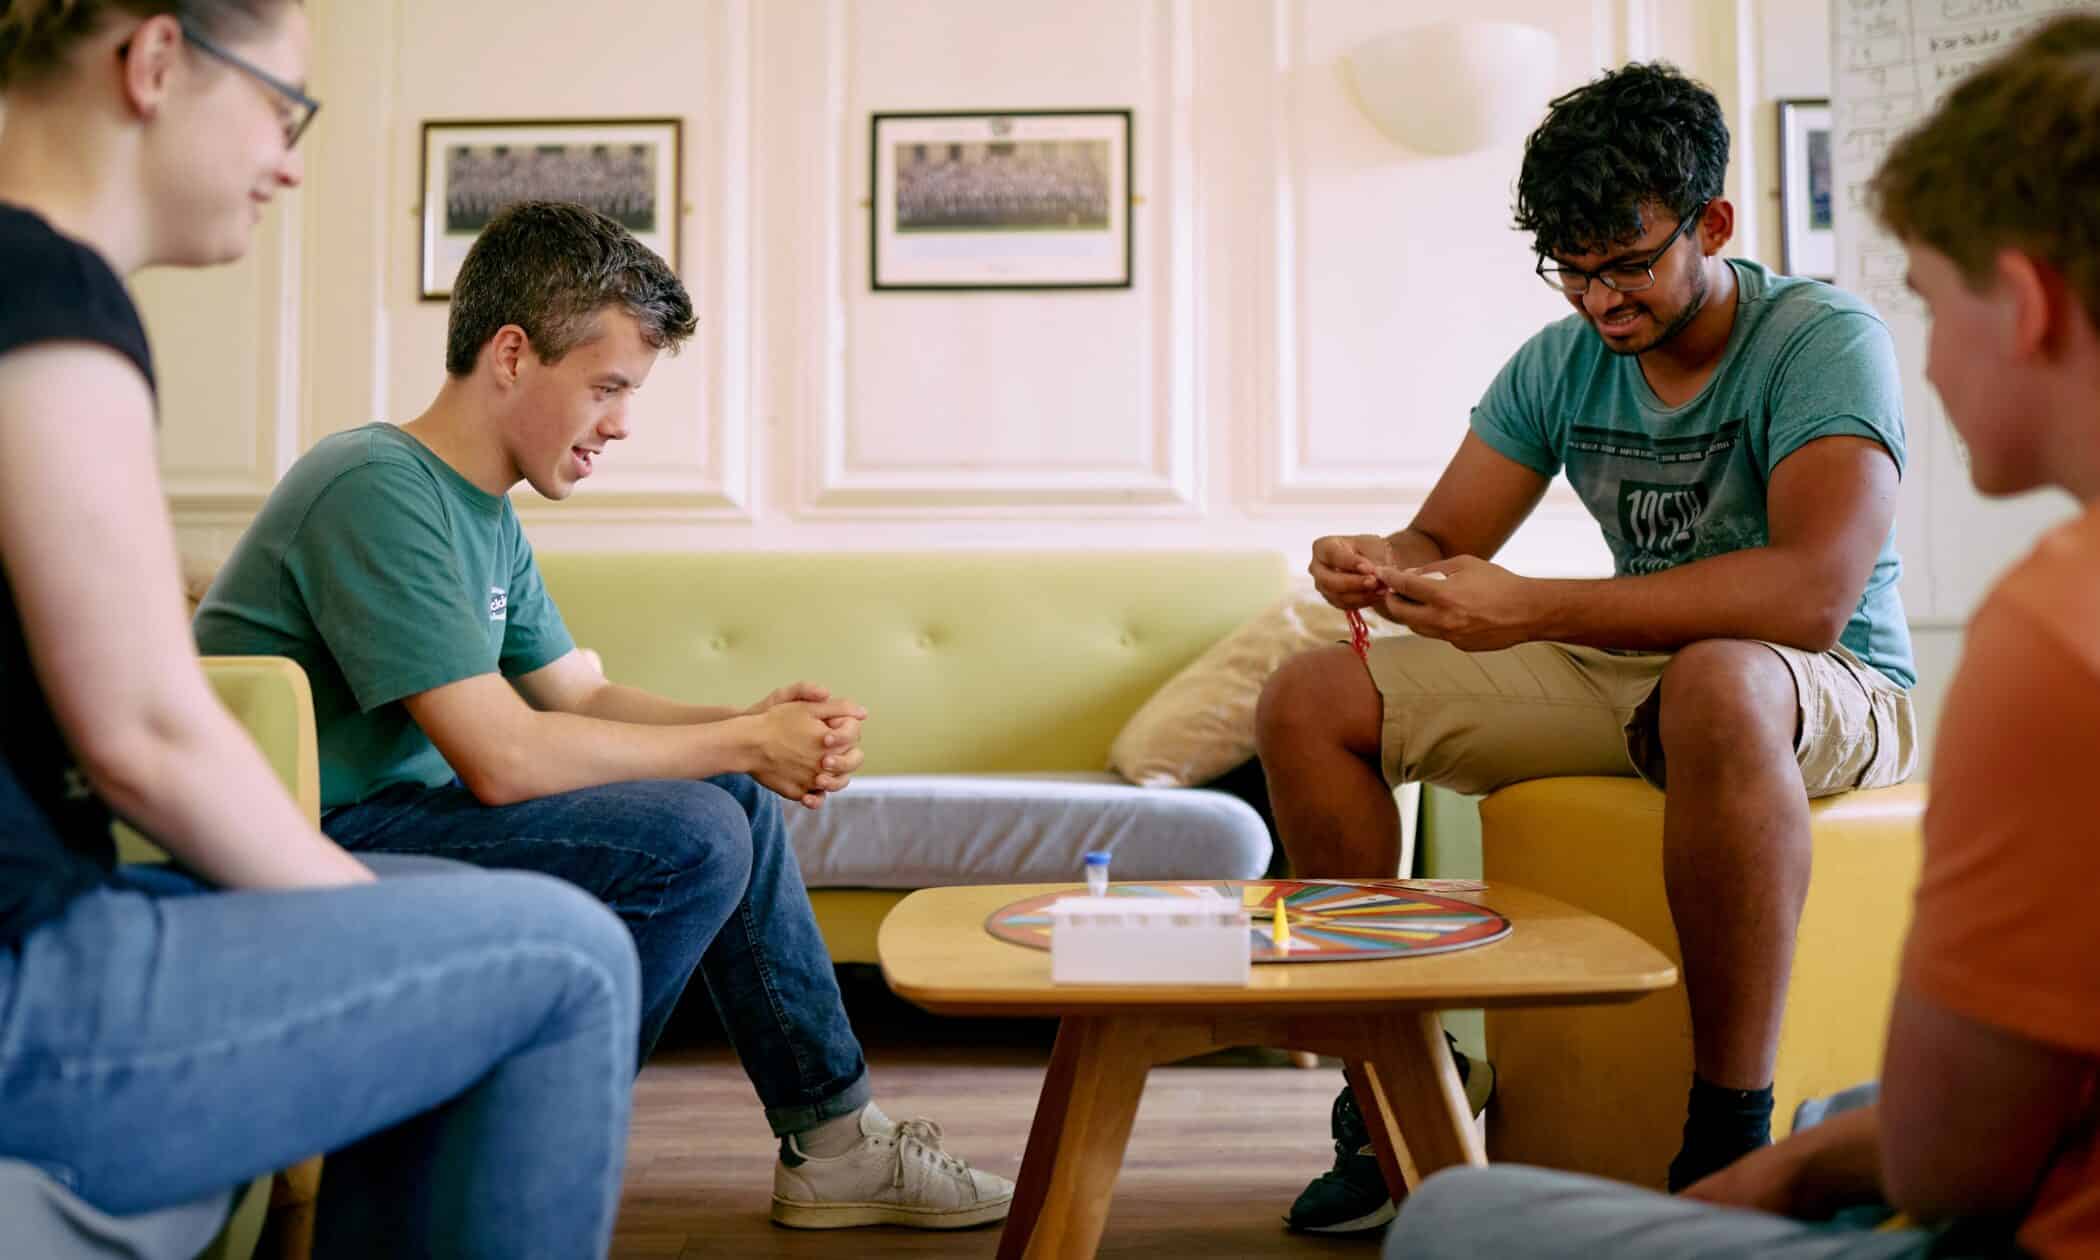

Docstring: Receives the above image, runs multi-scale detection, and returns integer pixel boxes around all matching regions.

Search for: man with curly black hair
[1260,62,1915,1231]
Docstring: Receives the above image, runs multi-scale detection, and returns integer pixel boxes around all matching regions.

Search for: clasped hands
[745,681,867,809]
[1309,534,1542,654]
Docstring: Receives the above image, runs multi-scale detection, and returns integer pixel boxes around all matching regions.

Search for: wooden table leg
[998,1017,1086,1255]
[1356,1011,1485,1185]
[1343,1060,1417,1206]
[996,1016,1156,1260]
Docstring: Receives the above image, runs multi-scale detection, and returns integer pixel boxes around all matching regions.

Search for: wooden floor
[614,974,1374,1258]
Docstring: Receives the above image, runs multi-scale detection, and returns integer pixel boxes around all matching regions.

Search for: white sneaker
[772,1105,1015,1230]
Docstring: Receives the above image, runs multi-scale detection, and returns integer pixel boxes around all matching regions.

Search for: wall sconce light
[1344,21,1560,157]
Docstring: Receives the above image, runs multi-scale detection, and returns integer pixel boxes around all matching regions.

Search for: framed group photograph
[870,109,1132,291]
[1777,99,1834,281]
[419,117,682,301]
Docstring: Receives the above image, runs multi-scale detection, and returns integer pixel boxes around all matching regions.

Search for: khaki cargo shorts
[1362,636,1917,799]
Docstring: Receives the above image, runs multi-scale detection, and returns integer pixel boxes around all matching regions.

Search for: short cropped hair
[444,200,697,377]
[1869,13,2100,330]
[1513,61,1730,258]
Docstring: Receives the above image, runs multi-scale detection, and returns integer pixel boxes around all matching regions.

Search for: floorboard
[613,968,1370,1258]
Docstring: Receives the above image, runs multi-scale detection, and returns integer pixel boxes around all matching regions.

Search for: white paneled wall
[151,0,1759,568]
[389,0,753,519]
[818,0,1194,516]
[134,211,300,511]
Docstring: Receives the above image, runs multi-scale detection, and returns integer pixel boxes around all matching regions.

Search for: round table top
[877,880,1678,1017]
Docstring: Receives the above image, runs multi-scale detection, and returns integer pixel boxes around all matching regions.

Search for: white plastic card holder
[1048,896,1252,986]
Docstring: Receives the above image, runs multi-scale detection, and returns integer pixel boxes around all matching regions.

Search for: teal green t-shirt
[193,423,575,808]
[1471,260,1915,689]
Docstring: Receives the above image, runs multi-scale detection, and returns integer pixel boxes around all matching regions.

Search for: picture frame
[418,117,682,301]
[870,109,1133,291]
[1777,99,1835,282]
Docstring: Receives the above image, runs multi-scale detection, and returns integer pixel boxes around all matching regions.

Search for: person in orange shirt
[1383,13,2100,1259]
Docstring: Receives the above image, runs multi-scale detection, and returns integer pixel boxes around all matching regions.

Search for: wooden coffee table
[878,881,1675,1259]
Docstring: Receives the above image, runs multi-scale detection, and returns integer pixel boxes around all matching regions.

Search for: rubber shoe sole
[1291,1196,1397,1236]
[770,1194,1012,1230]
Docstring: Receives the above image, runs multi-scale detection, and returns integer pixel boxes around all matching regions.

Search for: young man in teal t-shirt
[195,202,1013,1231]
[1261,64,1917,1232]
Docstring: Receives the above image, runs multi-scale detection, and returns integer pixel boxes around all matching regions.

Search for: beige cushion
[1109,590,1404,789]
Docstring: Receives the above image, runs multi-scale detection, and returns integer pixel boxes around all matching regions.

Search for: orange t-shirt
[1903,507,2100,1259]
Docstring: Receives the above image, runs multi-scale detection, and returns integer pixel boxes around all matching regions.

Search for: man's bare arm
[1313,433,1550,612]
[403,673,856,808]
[510,650,747,724]
[1401,431,1556,563]
[1879,988,2086,1223]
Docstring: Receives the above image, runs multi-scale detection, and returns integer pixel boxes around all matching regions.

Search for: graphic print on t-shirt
[1619,478,1707,565]
[1568,419,1766,575]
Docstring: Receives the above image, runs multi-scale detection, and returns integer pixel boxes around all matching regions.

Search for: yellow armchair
[113,657,323,1260]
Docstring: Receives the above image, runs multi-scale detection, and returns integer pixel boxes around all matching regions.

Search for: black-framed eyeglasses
[143,20,321,150]
[1535,202,1709,296]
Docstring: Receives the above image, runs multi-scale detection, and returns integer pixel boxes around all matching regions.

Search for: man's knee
[702,772,783,831]
[1256,645,1380,760]
[605,780,757,885]
[477,871,641,1008]
[1658,640,1797,760]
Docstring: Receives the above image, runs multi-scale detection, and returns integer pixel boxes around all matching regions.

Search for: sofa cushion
[782,773,1271,888]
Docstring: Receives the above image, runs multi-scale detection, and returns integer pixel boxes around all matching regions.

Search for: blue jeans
[325,774,872,1136]
[0,856,638,1259]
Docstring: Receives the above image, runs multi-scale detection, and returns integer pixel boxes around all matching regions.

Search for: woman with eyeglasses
[0,4,639,1257]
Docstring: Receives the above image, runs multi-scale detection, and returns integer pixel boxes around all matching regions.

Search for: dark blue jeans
[326,774,871,1136]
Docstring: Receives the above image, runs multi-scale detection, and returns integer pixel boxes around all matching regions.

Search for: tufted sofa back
[537,551,1288,775]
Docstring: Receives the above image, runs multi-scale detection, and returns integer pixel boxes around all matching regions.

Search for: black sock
[1666,1076,1774,1192]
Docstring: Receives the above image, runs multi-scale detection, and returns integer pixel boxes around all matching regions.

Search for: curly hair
[0,0,287,90]
[1869,13,2100,331]
[1513,61,1729,259]
[445,201,697,377]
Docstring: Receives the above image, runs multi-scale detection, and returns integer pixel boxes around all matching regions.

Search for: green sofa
[537,549,1294,961]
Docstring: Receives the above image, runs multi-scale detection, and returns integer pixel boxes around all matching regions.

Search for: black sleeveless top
[0,202,156,945]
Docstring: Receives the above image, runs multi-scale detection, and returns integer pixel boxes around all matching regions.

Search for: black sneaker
[1283,1084,1394,1235]
[1282,1035,1495,1237]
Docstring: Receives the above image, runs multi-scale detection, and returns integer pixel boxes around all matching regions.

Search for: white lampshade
[1344,21,1561,157]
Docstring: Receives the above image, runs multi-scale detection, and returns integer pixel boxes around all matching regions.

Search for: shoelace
[892,1117,968,1189]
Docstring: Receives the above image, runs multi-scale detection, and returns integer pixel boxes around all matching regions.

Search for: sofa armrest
[111,656,321,864]
[200,656,321,823]
[164,657,326,1260]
